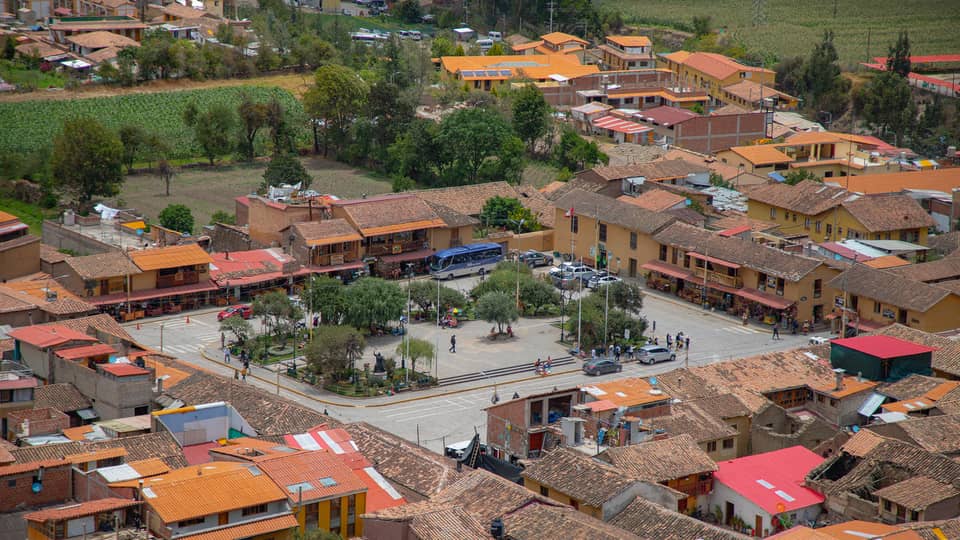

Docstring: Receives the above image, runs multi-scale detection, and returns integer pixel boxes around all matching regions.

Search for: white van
[476,38,494,53]
[487,31,502,42]
[409,30,422,41]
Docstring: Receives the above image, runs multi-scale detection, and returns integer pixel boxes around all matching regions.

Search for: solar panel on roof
[500,70,512,76]
[461,70,473,77]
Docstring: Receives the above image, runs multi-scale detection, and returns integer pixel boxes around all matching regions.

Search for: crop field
[605,0,960,68]
[0,86,307,160]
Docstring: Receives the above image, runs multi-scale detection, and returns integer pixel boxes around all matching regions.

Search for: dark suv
[518,250,553,268]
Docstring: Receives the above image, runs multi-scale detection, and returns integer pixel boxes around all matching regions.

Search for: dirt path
[0,72,314,103]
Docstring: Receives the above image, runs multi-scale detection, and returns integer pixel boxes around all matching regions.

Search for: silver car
[637,345,675,365]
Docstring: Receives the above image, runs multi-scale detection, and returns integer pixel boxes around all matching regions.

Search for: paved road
[126,273,825,454]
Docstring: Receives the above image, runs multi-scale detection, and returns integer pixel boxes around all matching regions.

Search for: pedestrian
[653,336,659,346]
[614,345,621,361]
[479,267,486,282]
[773,325,781,340]
[220,332,225,349]
[223,346,231,364]
[535,357,541,374]
[666,334,672,348]
[652,320,656,332]
[545,357,552,373]
[685,336,690,350]
[241,367,247,381]
[449,334,456,353]
[512,392,520,399]
[313,315,319,328]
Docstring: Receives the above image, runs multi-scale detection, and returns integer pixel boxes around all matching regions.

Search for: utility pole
[547,0,555,33]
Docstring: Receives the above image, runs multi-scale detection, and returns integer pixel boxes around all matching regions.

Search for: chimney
[833,368,846,391]
[197,468,202,476]
[490,518,505,540]
[456,460,462,472]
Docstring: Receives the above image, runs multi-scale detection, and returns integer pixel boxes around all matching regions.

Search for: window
[793,213,798,223]
[530,400,543,426]
[630,232,637,250]
[0,390,10,403]
[241,504,267,516]
[910,510,919,521]
[571,216,579,234]
[540,486,549,496]
[347,494,356,523]
[829,398,838,407]
[330,496,342,529]
[813,279,822,299]
[6,479,14,488]
[722,438,734,449]
[178,517,205,528]
[804,218,811,229]
[826,224,833,236]
[659,245,667,261]
[874,301,881,314]
[134,405,149,416]
[706,441,717,452]
[599,223,607,242]
[683,254,690,268]
[817,394,825,403]
[884,500,892,512]
[770,208,777,219]
[776,277,785,296]
[816,221,822,233]
[757,273,767,290]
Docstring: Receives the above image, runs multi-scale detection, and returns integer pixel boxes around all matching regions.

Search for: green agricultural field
[0,86,308,160]
[605,0,960,68]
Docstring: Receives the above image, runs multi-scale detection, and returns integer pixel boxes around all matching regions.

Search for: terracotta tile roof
[65,30,139,49]
[65,447,127,463]
[864,255,912,269]
[617,190,686,212]
[929,232,960,257]
[128,244,212,271]
[290,219,362,246]
[520,448,639,507]
[654,222,823,281]
[552,188,676,235]
[838,167,960,196]
[64,251,139,280]
[140,462,287,523]
[10,431,186,468]
[606,35,652,47]
[343,422,462,498]
[723,79,797,103]
[827,265,953,313]
[100,362,150,377]
[33,382,91,412]
[49,19,148,31]
[160,369,334,435]
[688,393,753,419]
[37,313,134,342]
[652,368,724,401]
[746,180,850,215]
[708,213,780,233]
[255,450,367,503]
[879,374,946,401]
[693,349,836,399]
[584,159,710,182]
[409,504,490,539]
[39,244,70,264]
[867,324,960,378]
[128,458,172,477]
[892,257,960,283]
[424,202,479,228]
[511,40,543,52]
[541,31,588,46]
[842,194,935,232]
[892,415,960,454]
[840,429,890,457]
[598,434,717,481]
[8,325,97,348]
[580,377,671,408]
[334,194,445,235]
[0,459,71,477]
[645,401,738,444]
[179,514,298,540]
[874,476,960,510]
[672,52,774,81]
[501,502,645,540]
[0,288,33,313]
[25,497,139,523]
[900,518,960,540]
[812,376,879,399]
[610,496,750,540]
[514,184,556,228]
[412,181,525,216]
[431,468,557,525]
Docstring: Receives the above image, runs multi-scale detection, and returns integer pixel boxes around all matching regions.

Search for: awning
[641,261,693,281]
[55,343,117,360]
[77,408,99,420]
[847,319,888,332]
[0,222,28,236]
[360,219,445,237]
[706,282,739,295]
[214,268,312,288]
[378,248,435,265]
[305,233,362,246]
[735,288,794,310]
[307,261,366,274]
[592,115,653,135]
[689,251,741,269]
[88,280,218,306]
[858,392,886,417]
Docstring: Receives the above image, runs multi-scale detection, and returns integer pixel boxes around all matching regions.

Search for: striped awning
[592,116,653,135]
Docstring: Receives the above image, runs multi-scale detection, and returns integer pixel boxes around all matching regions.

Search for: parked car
[583,357,622,376]
[636,345,675,365]
[549,261,579,277]
[553,265,595,285]
[217,304,252,321]
[518,250,553,268]
[587,273,622,289]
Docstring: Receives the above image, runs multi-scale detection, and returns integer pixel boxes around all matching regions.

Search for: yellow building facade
[658,51,775,100]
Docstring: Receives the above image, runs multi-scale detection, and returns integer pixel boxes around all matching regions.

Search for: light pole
[577,257,583,352]
[603,252,611,352]
[160,322,164,353]
[514,250,521,310]
[403,263,413,384]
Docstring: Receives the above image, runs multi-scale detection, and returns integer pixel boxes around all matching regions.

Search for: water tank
[63,209,75,226]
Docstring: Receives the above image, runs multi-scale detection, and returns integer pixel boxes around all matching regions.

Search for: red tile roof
[8,325,98,348]
[714,446,825,514]
[832,335,937,359]
[636,105,699,126]
[54,343,118,360]
[99,363,150,377]
[25,498,140,523]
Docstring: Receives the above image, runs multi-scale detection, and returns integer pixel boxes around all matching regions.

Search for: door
[756,515,763,535]
[725,502,735,526]
[628,258,637,278]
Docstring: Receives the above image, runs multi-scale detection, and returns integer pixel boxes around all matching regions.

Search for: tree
[886,31,911,78]
[858,70,916,146]
[252,291,303,345]
[220,316,253,345]
[303,64,369,156]
[118,124,148,171]
[480,196,523,228]
[512,84,551,154]
[595,281,644,313]
[210,210,236,225]
[397,338,433,379]
[430,36,456,58]
[566,293,647,350]
[553,127,608,171]
[51,117,124,207]
[406,281,465,314]
[520,278,561,315]
[290,34,336,72]
[157,159,174,196]
[183,102,236,165]
[2,35,16,60]
[396,0,422,23]
[305,325,364,379]
[476,291,519,334]
[437,107,523,184]
[691,15,712,37]
[486,42,506,56]
[342,278,405,329]
[389,119,442,185]
[801,31,850,115]
[263,154,312,188]
[774,56,805,97]
[158,203,194,234]
[302,275,346,325]
[783,169,822,185]
[237,93,270,161]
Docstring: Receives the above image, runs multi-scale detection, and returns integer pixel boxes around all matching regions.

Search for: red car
[217,304,252,321]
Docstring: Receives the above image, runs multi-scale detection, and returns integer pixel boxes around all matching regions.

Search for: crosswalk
[154,319,222,357]
[718,324,767,335]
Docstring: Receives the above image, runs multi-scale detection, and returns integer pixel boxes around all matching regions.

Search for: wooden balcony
[690,267,742,289]
[311,251,360,266]
[366,240,429,257]
[156,270,199,289]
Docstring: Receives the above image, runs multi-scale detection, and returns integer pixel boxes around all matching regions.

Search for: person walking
[220,332,225,349]
[223,346,231,364]
[535,358,541,374]
[666,334,672,349]
[544,357,552,374]
[652,320,656,332]
[772,325,781,340]
[241,367,247,381]
[685,336,690,350]
[449,334,456,353]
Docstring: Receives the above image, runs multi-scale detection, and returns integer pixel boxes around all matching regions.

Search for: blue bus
[430,243,504,279]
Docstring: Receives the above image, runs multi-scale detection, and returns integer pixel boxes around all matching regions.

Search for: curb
[198,345,580,408]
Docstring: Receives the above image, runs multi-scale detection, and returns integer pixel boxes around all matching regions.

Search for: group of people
[664,332,690,351]
[534,357,552,375]
[221,333,251,381]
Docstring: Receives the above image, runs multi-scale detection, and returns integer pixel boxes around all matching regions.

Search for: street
[126,272,825,454]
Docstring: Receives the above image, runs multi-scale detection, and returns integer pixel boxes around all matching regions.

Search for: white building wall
[705,480,822,536]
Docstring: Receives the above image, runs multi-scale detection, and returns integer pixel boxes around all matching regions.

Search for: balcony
[366,240,429,257]
[691,266,742,289]
[156,270,199,289]
[311,250,360,267]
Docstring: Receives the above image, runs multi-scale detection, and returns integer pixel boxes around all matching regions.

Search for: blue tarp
[768,172,786,183]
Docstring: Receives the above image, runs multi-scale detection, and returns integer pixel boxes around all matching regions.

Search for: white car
[549,261,581,278]
[587,274,622,289]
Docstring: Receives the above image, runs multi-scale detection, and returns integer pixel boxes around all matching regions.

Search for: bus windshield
[430,255,452,271]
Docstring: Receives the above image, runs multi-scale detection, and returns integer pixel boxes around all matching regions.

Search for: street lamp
[603,252,612,352]
[403,263,414,384]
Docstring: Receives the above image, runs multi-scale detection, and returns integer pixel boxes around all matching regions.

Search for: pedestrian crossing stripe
[721,326,764,335]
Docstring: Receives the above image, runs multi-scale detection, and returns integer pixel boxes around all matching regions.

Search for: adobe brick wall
[675,113,767,154]
[486,399,527,458]
[0,463,72,513]
[7,407,70,439]
[0,235,40,281]
[42,221,117,256]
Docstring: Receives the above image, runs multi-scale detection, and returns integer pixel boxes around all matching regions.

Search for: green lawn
[605,0,960,68]
[0,197,55,236]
